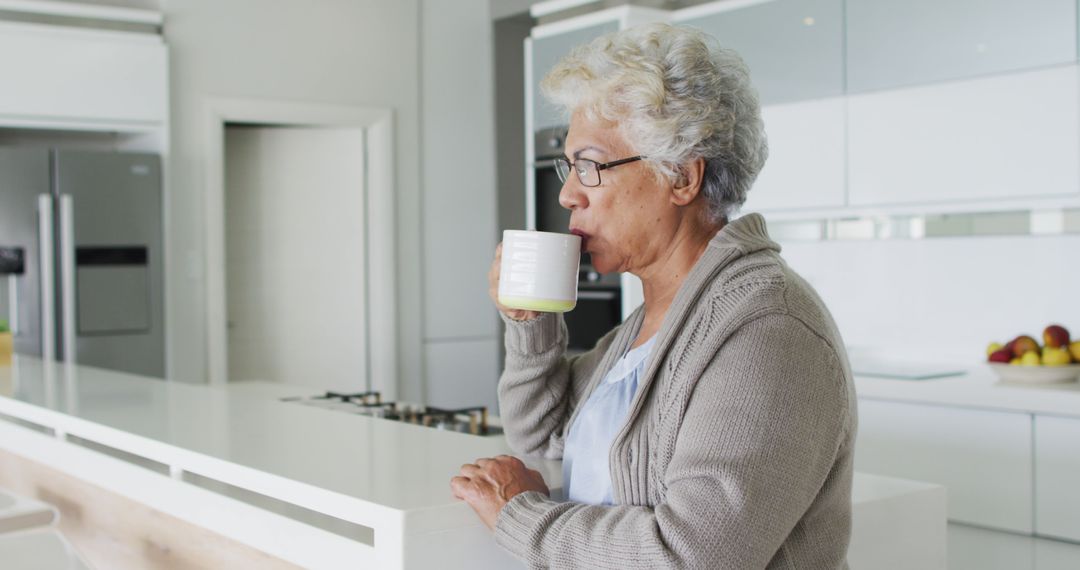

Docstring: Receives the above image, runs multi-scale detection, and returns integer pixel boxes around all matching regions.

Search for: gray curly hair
[541,22,768,223]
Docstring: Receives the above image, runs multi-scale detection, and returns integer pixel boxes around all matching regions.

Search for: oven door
[564,287,621,354]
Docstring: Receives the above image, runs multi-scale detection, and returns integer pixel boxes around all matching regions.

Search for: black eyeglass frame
[553,155,645,187]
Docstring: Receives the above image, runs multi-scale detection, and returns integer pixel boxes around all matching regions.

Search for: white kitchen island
[0,356,944,569]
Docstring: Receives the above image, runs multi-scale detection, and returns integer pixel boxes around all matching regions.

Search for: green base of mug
[498,296,576,313]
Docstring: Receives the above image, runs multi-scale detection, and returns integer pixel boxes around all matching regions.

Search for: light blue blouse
[562,335,656,505]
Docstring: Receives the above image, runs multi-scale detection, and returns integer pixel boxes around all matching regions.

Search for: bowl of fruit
[986,325,1080,384]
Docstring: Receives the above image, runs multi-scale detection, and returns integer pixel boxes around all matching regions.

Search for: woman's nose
[558,177,586,211]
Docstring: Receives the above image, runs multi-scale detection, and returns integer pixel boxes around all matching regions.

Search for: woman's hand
[450,455,550,531]
[489,243,541,322]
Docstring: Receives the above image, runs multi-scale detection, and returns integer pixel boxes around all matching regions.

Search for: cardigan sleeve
[493,313,854,569]
[497,311,621,459]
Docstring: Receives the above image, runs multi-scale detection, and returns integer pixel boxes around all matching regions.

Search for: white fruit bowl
[988,363,1080,384]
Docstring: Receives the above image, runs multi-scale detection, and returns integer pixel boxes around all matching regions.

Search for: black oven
[534,126,624,354]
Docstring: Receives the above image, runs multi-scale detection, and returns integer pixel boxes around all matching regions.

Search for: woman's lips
[569,229,590,252]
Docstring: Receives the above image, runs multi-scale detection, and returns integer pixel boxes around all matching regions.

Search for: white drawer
[855,399,1033,533]
[1034,415,1080,542]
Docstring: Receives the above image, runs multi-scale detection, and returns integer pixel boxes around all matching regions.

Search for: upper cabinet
[742,98,846,213]
[531,22,619,131]
[527,0,1080,219]
[846,0,1077,93]
[674,0,843,105]
[675,1,845,213]
[528,6,668,132]
[848,66,1080,208]
[0,22,167,131]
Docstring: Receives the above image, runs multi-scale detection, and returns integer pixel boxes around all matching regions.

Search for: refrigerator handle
[6,274,16,335]
[0,247,26,334]
[59,194,76,365]
[37,194,56,362]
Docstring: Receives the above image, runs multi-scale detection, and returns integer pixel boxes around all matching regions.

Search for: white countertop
[854,364,1080,418]
[0,356,563,516]
[0,356,949,568]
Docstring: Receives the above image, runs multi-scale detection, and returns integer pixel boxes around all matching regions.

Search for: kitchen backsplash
[778,231,1080,364]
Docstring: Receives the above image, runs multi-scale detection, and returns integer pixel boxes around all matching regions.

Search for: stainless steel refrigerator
[0,148,165,378]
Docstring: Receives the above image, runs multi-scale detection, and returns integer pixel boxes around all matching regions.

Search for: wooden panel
[1035,415,1080,542]
[0,448,299,570]
[848,66,1080,208]
[0,24,166,126]
[855,399,1034,533]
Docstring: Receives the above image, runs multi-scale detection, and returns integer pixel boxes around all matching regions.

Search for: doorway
[224,125,367,390]
[204,99,396,396]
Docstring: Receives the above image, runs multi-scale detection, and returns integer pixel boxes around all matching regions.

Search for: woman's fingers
[488,241,541,321]
[450,475,474,499]
[488,243,503,302]
[495,454,523,467]
[459,462,481,476]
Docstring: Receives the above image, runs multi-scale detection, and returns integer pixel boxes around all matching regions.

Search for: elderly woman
[451,23,856,569]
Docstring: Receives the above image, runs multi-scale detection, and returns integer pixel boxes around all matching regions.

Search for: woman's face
[560,111,675,276]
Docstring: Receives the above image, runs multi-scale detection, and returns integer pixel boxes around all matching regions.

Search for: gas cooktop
[281,391,502,437]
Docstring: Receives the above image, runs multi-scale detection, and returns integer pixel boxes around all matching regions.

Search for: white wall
[420,0,501,411]
[779,234,1080,364]
[161,0,425,394]
[224,126,368,391]
[24,0,505,408]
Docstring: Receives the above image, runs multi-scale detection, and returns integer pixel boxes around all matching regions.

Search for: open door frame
[203,98,397,398]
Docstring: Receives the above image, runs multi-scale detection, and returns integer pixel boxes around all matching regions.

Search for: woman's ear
[670,158,706,207]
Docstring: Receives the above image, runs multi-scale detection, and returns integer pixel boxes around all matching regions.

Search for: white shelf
[0,0,162,25]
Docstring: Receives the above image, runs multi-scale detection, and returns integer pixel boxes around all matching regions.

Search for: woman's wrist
[505,309,540,322]
[501,311,563,354]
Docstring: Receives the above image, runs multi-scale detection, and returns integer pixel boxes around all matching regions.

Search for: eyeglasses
[553,155,645,187]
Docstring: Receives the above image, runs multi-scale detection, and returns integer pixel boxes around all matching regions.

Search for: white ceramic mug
[498,230,581,312]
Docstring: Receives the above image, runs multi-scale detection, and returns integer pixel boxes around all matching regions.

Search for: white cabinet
[530,21,619,132]
[0,23,167,129]
[855,399,1034,533]
[847,66,1080,208]
[846,0,1077,93]
[1035,415,1080,542]
[528,6,667,133]
[674,0,843,106]
[742,98,845,213]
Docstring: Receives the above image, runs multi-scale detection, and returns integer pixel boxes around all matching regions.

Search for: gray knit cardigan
[493,214,857,569]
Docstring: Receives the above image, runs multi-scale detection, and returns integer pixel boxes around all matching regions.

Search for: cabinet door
[1035,415,1080,542]
[846,0,1077,93]
[530,22,619,132]
[855,399,1033,533]
[0,23,166,127]
[741,98,845,213]
[847,66,1080,208]
[676,0,843,105]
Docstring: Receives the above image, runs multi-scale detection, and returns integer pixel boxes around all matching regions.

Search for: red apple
[1043,325,1070,349]
[988,348,1013,363]
[1011,335,1039,357]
